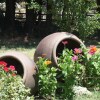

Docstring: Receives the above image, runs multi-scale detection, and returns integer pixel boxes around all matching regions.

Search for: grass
[0,37,41,59]
[0,37,100,59]
[0,37,100,100]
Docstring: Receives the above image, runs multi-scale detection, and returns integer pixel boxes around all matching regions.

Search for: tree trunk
[37,0,42,22]
[5,0,16,34]
[46,0,52,22]
[97,0,100,13]
[25,5,36,34]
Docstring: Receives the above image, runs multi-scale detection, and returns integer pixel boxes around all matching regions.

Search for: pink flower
[62,40,68,45]
[72,55,78,61]
[3,67,9,72]
[0,61,7,67]
[9,65,15,71]
[74,48,82,54]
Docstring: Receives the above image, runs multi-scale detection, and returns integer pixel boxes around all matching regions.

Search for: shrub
[51,0,100,40]
[57,43,100,99]
[36,42,100,99]
[80,46,100,89]
[36,57,57,99]
[0,61,34,100]
[57,48,84,100]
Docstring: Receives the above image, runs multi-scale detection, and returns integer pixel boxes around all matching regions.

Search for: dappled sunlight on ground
[0,37,41,59]
[0,37,100,58]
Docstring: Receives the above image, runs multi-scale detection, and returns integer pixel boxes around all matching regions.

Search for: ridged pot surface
[34,32,85,66]
[0,51,38,93]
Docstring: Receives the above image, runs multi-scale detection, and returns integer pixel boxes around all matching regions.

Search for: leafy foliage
[57,49,83,100]
[36,43,100,99]
[57,44,100,99]
[0,61,34,100]
[80,46,100,88]
[49,0,100,40]
[36,57,57,99]
[26,0,41,11]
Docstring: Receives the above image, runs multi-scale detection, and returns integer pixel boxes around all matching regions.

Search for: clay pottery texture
[0,51,38,94]
[34,32,85,66]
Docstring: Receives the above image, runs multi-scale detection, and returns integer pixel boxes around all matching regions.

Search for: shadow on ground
[0,36,100,49]
[0,36,41,49]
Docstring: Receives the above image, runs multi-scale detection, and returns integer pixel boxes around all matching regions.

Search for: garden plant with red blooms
[0,61,16,76]
[0,61,34,99]
[9,65,16,71]
[0,61,7,67]
[3,67,9,72]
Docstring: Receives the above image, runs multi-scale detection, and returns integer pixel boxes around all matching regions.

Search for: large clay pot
[34,32,85,66]
[0,51,38,93]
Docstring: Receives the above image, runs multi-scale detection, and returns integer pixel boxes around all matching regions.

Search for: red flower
[74,48,82,54]
[62,41,68,45]
[9,65,15,71]
[89,45,97,55]
[0,61,7,67]
[3,67,9,72]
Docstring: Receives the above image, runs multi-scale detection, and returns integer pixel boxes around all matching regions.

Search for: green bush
[80,46,100,89]
[57,49,83,100]
[36,42,100,100]
[36,57,57,99]
[50,0,100,40]
[0,61,34,100]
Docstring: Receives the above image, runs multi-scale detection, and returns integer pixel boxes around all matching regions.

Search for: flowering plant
[79,45,100,88]
[57,48,83,99]
[57,41,100,99]
[35,41,100,100]
[0,61,16,77]
[0,61,34,100]
[36,57,57,99]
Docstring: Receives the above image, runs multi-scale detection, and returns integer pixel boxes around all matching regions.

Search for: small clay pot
[34,32,85,66]
[0,51,38,94]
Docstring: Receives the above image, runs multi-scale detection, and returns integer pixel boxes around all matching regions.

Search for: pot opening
[56,39,81,57]
[0,57,24,77]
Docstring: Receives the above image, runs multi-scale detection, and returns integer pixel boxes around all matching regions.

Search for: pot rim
[53,34,85,67]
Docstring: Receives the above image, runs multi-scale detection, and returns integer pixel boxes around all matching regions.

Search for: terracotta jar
[34,32,85,66]
[0,51,38,94]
